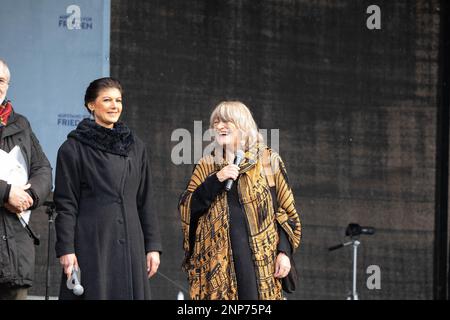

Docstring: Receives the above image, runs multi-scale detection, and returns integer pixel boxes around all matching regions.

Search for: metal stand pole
[350,239,360,300]
[329,239,360,300]
[45,202,55,300]
[329,223,375,300]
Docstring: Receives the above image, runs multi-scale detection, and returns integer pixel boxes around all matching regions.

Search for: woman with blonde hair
[179,101,301,300]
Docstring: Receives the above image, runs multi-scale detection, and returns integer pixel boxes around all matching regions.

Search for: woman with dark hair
[54,77,162,300]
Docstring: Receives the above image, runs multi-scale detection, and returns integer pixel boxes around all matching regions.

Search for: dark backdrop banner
[111,0,437,300]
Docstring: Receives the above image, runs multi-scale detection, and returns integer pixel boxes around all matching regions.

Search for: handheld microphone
[225,150,245,192]
[66,267,84,296]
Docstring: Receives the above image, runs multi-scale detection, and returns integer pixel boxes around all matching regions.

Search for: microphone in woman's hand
[225,150,245,191]
[67,267,84,296]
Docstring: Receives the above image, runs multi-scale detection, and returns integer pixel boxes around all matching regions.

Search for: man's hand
[146,251,160,278]
[7,184,33,213]
[4,202,21,213]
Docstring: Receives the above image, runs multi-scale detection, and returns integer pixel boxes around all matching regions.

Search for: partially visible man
[0,58,52,299]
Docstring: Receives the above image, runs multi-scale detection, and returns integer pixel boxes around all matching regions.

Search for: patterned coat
[179,144,301,300]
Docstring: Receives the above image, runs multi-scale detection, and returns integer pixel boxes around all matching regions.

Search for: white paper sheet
[0,146,31,225]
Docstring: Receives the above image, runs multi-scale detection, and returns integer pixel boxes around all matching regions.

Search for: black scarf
[68,118,135,156]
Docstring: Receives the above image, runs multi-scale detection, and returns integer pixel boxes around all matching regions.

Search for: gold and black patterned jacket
[179,144,301,300]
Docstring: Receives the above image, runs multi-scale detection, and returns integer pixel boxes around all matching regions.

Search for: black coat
[54,119,162,300]
[0,109,52,287]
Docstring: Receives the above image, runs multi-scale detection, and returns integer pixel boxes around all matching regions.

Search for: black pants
[0,284,28,300]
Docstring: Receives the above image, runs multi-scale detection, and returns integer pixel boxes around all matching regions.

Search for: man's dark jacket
[0,109,52,287]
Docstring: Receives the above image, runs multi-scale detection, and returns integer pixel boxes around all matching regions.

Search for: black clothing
[0,109,52,287]
[54,119,162,300]
[67,119,134,156]
[227,180,258,300]
[0,283,28,300]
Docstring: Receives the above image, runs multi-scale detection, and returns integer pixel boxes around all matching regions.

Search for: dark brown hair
[84,77,122,114]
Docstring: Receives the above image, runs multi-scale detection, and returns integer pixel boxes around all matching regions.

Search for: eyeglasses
[0,78,9,86]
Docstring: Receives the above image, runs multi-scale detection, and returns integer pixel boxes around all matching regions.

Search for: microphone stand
[329,236,361,300]
[44,201,56,300]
